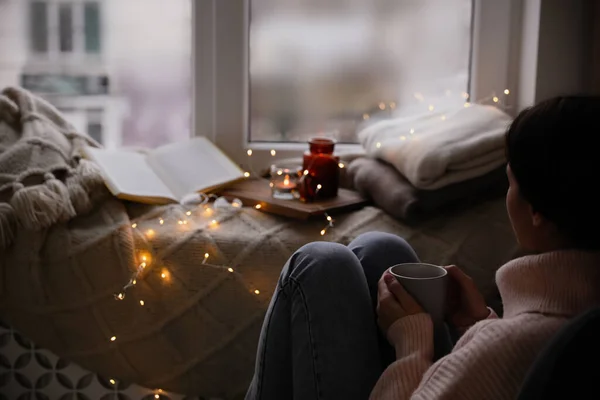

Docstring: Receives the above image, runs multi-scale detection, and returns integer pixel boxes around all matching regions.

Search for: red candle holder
[299,137,340,202]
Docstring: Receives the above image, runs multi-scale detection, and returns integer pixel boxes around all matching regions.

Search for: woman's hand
[444,265,490,329]
[377,272,424,333]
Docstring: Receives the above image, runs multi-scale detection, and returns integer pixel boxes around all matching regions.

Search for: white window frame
[193,0,524,169]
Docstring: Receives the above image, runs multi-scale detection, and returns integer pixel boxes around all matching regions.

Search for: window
[249,0,472,144]
[59,3,74,53]
[86,108,103,143]
[28,0,102,56]
[84,2,101,53]
[195,0,522,166]
[30,1,48,53]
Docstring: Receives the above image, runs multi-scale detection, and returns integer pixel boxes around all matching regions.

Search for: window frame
[193,0,524,169]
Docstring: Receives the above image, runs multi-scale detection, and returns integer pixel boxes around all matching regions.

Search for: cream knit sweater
[370,250,600,400]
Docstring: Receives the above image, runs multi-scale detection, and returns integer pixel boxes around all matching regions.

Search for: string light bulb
[428,105,435,111]
[145,229,155,238]
[493,96,499,103]
[247,149,253,156]
[410,128,415,134]
[338,163,345,169]
[254,289,260,295]
[320,229,326,236]
[110,379,116,385]
[389,102,396,109]
[244,172,250,178]
[363,113,370,120]
[376,142,381,148]
[464,102,471,108]
[504,89,510,95]
[115,293,125,300]
[139,300,145,306]
[379,102,386,110]
[255,204,262,210]
[316,184,322,190]
[131,223,137,229]
[203,253,209,264]
[110,336,116,342]
[228,267,234,273]
[186,211,192,216]
[270,149,276,156]
[159,218,164,225]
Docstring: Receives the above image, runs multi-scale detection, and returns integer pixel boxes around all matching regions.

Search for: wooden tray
[217,178,369,220]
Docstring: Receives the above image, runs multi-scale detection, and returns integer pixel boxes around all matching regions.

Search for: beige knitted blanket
[0,87,518,399]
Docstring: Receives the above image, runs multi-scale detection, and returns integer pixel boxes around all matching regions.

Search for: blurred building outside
[0,0,192,150]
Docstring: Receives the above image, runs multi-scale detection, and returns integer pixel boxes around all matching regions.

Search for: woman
[245,96,600,400]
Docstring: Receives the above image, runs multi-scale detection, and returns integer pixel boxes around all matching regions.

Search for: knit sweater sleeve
[369,313,435,400]
[370,314,563,400]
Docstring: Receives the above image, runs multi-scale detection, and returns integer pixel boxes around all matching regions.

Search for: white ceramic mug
[388,263,448,325]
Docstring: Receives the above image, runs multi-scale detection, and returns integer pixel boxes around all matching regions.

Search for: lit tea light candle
[270,165,301,200]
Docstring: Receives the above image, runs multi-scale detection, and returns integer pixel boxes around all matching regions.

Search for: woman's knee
[287,241,360,281]
[350,232,415,256]
[348,232,419,266]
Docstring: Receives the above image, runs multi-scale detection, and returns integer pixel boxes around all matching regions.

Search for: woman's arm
[371,315,560,400]
[369,313,435,399]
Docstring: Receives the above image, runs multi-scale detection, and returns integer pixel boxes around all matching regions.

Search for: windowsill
[248,141,363,153]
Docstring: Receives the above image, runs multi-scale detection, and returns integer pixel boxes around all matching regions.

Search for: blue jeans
[245,232,427,400]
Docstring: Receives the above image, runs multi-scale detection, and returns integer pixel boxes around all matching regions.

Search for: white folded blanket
[357,104,512,190]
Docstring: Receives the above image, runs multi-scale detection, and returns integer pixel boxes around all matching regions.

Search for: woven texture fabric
[0,87,518,399]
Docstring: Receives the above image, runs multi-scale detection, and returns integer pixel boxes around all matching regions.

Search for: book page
[84,147,177,202]
[147,136,245,201]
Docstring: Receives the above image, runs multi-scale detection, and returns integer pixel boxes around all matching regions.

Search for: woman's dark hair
[505,96,600,251]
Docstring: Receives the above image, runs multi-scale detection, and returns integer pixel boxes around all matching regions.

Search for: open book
[83,137,245,204]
